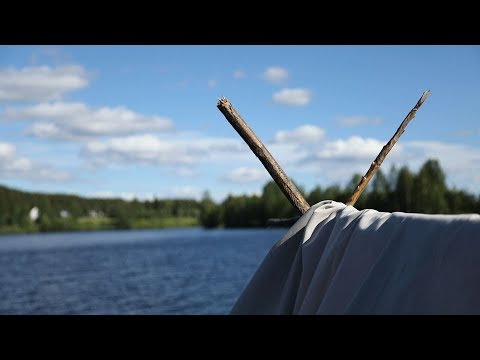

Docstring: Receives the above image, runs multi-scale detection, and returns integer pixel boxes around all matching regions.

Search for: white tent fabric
[231,200,480,314]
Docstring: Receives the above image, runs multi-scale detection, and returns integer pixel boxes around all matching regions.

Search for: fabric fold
[231,201,480,314]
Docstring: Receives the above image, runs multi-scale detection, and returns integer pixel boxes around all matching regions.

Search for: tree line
[0,186,201,232]
[1,159,479,233]
[200,159,480,227]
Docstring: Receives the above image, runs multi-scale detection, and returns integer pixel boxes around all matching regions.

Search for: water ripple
[0,227,286,314]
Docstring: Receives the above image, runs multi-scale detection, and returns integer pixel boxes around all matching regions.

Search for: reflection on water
[0,227,286,314]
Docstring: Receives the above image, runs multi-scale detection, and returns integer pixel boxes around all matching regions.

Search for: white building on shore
[29,206,40,222]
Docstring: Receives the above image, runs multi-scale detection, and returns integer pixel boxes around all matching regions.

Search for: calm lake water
[0,227,287,315]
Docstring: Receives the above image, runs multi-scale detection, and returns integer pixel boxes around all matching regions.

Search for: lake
[0,227,287,315]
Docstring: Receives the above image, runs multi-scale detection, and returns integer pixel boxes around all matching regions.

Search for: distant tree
[222,195,245,227]
[110,206,132,229]
[308,185,324,205]
[262,181,297,220]
[413,159,448,214]
[323,185,342,203]
[200,191,222,228]
[38,214,52,232]
[221,194,265,227]
[369,169,391,211]
[394,166,415,212]
[345,173,363,194]
[1,158,479,232]
[388,164,399,191]
[446,189,477,214]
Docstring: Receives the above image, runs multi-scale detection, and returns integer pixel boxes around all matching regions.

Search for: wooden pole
[217,97,310,214]
[345,90,431,206]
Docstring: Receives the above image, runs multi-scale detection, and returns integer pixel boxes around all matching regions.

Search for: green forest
[1,159,479,234]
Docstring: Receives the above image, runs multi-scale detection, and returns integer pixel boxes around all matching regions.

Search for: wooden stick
[345,90,431,206]
[217,97,310,214]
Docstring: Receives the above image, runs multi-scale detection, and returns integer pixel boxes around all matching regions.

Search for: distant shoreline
[0,216,199,235]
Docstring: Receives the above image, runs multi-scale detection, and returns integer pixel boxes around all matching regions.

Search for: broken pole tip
[217,96,228,105]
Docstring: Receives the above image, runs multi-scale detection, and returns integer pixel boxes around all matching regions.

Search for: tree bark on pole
[345,90,431,206]
[217,97,310,215]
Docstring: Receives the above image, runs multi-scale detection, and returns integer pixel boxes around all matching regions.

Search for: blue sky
[0,45,479,202]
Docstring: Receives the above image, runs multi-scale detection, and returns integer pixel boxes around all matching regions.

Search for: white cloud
[231,189,262,197]
[0,143,16,158]
[272,88,312,106]
[84,134,192,165]
[86,191,156,202]
[0,65,89,102]
[266,132,480,194]
[313,136,388,161]
[403,140,480,193]
[337,115,384,127]
[86,190,116,199]
[119,192,149,201]
[265,135,402,186]
[4,102,174,140]
[87,187,204,201]
[82,133,250,168]
[267,142,308,167]
[274,125,326,144]
[233,69,246,79]
[222,167,270,183]
[0,142,70,181]
[263,66,289,84]
[207,79,217,88]
[172,186,203,200]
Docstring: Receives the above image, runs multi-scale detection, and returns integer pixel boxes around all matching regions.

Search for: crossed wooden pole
[217,90,431,223]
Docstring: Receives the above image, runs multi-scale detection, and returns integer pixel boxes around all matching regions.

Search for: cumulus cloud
[82,134,250,167]
[0,65,89,102]
[274,125,326,144]
[86,191,157,202]
[86,190,117,199]
[84,135,191,165]
[263,66,288,84]
[268,132,480,193]
[87,187,204,201]
[4,102,174,140]
[313,136,388,161]
[172,186,203,200]
[337,115,384,127]
[267,135,402,186]
[403,140,480,192]
[267,142,308,167]
[270,131,400,170]
[0,142,70,181]
[272,88,312,106]
[233,69,246,79]
[222,167,270,183]
[83,132,480,198]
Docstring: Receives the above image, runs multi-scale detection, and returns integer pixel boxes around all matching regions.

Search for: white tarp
[231,201,480,314]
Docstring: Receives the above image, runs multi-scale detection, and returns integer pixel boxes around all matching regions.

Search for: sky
[0,45,479,202]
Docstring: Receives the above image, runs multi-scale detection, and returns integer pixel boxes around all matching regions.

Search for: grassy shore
[131,217,199,229]
[0,224,39,234]
[0,216,200,235]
